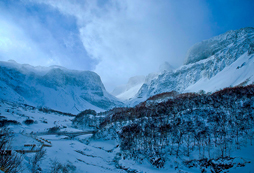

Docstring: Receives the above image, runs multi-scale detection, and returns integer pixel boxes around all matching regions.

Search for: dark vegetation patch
[38,107,75,117]
[184,157,250,173]
[0,118,20,127]
[76,109,96,118]
[0,128,23,172]
[48,126,61,133]
[95,85,254,170]
[0,116,6,120]
[146,91,179,101]
[72,109,96,125]
[72,109,103,129]
[23,119,35,125]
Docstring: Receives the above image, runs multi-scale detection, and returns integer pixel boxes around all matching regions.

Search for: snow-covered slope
[111,75,145,100]
[0,60,123,113]
[0,101,126,173]
[112,62,175,102]
[185,52,254,93]
[130,27,254,105]
[2,86,254,173]
[184,27,254,65]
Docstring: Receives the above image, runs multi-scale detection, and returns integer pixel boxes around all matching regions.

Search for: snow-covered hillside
[0,100,126,173]
[130,27,254,105]
[1,27,254,173]
[111,76,145,101]
[1,85,254,173]
[0,60,123,113]
[112,62,175,102]
[185,52,254,93]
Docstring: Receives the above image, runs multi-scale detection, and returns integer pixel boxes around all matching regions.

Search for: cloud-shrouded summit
[0,0,254,91]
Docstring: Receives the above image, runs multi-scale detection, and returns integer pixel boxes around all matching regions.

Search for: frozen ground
[0,101,123,173]
[1,100,254,173]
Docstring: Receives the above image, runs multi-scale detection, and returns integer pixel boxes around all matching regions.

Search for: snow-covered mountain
[111,75,145,101]
[158,61,175,73]
[1,27,254,173]
[112,62,175,102]
[0,60,123,113]
[130,27,254,105]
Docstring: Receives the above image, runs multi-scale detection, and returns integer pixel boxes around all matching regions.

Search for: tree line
[94,85,254,168]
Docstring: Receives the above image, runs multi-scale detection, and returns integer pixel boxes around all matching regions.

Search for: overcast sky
[0,0,254,91]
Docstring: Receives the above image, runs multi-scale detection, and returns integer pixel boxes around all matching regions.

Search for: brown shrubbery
[97,85,254,169]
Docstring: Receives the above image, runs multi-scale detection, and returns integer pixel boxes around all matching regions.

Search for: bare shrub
[50,159,76,173]
[30,149,46,173]
[0,128,23,172]
[48,126,60,133]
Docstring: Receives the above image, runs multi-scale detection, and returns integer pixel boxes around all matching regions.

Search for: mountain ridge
[0,60,123,113]
[126,27,254,105]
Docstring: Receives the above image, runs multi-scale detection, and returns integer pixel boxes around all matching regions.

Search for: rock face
[131,27,254,105]
[0,61,123,113]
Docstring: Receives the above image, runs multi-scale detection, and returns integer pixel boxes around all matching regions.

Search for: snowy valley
[1,27,254,173]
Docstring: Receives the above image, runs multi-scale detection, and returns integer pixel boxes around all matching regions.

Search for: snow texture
[0,60,123,113]
[111,75,145,101]
[0,101,125,173]
[130,27,254,106]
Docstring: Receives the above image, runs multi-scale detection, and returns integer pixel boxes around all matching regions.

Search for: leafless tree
[30,149,46,173]
[0,128,23,173]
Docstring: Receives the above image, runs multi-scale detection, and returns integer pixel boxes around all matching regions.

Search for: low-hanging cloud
[1,0,253,91]
[0,13,55,66]
[34,0,213,91]
[0,0,95,70]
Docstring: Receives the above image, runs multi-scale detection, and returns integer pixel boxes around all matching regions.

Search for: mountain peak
[0,60,123,113]
[128,27,254,106]
[111,75,145,101]
[184,27,254,65]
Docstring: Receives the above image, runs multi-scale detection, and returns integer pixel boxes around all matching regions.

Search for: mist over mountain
[1,27,254,173]
[0,60,123,113]
[123,27,254,105]
[111,75,145,101]
[2,27,252,112]
[112,61,175,102]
